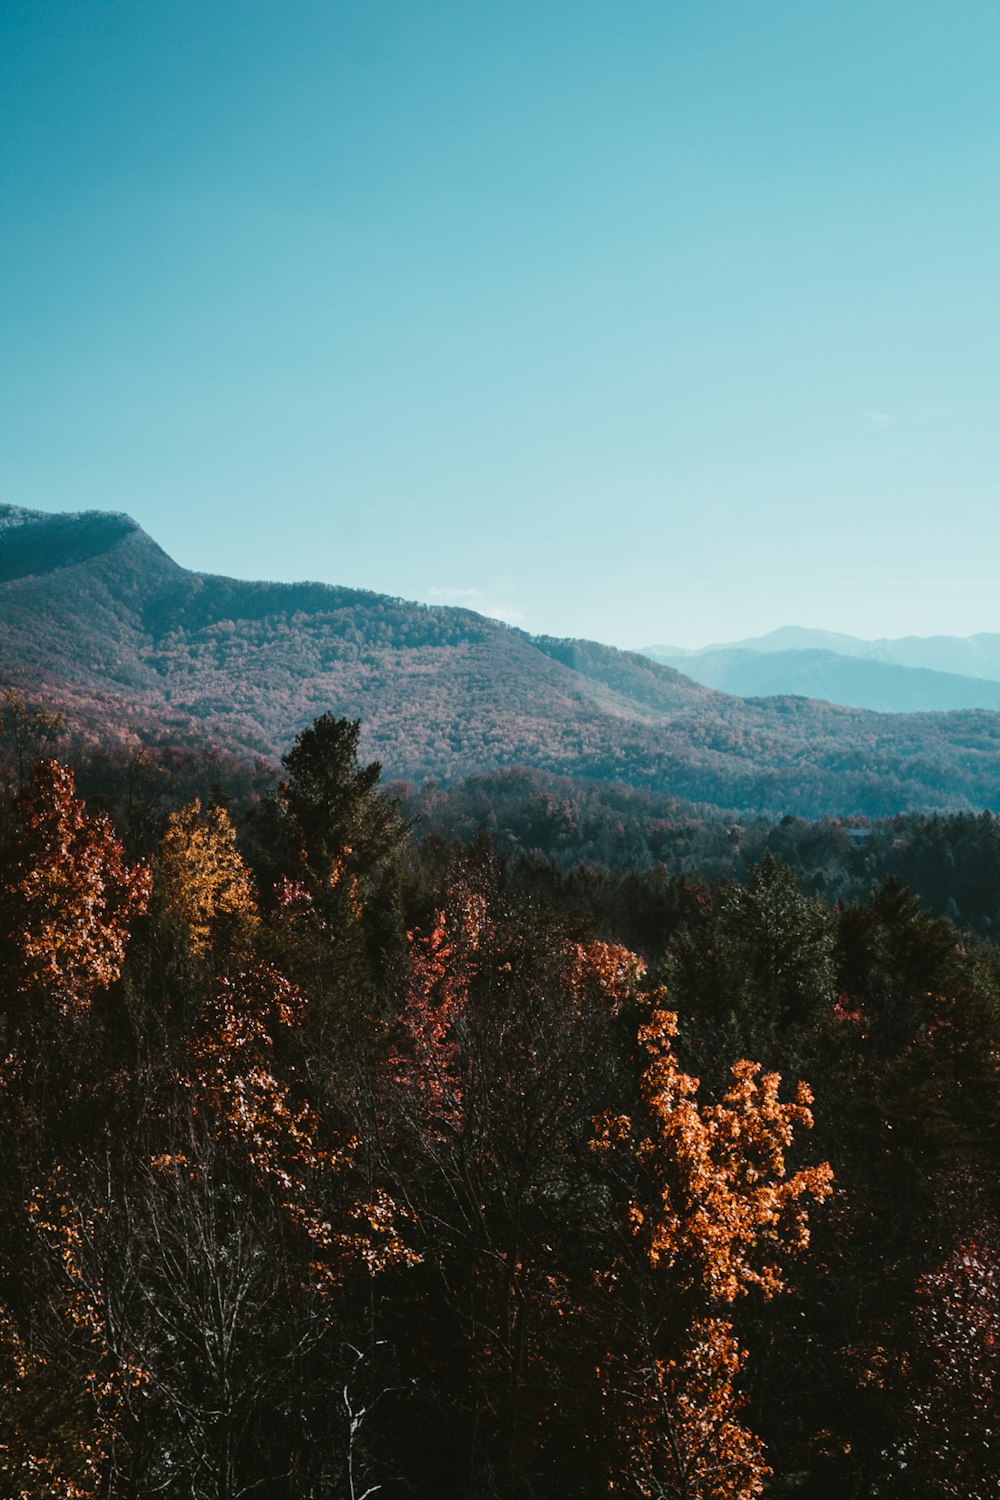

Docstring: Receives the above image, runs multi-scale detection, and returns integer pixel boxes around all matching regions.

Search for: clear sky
[2,1,998,649]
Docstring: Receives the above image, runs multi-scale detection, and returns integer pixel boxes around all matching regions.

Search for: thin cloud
[427,586,482,602]
[427,586,525,627]
[486,604,526,626]
[863,410,893,432]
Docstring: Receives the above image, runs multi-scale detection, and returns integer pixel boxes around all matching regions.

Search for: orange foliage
[1,761,150,1016]
[601,1318,767,1500]
[593,1006,832,1499]
[565,940,647,1012]
[595,1009,833,1302]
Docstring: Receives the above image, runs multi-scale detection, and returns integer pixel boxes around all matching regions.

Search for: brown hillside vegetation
[1,504,999,817]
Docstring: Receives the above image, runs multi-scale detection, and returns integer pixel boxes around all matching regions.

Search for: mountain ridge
[642,624,1000,686]
[640,644,1000,714]
[2,504,1000,818]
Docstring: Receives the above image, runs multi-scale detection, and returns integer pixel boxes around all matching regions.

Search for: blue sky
[2,0,998,648]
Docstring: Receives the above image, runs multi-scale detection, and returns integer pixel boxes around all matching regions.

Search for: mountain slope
[0,504,717,772]
[2,504,1000,817]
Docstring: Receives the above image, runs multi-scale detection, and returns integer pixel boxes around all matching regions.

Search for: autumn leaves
[0,733,832,1498]
[1,760,151,1017]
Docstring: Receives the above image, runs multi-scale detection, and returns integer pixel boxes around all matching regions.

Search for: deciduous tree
[0,760,151,1019]
[157,797,258,959]
[592,1007,832,1499]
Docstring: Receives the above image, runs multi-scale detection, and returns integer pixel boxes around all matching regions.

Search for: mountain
[640,646,1000,714]
[646,626,873,661]
[3,504,1000,818]
[643,626,1000,683]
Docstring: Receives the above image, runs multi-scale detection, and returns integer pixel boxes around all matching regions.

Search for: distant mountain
[643,626,1000,683]
[3,504,1000,817]
[647,626,874,661]
[640,646,1000,714]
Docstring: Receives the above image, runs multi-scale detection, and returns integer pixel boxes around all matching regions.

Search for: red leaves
[391,913,472,1134]
[1,760,150,1017]
[391,901,647,1140]
[889,1230,1000,1499]
[189,963,416,1289]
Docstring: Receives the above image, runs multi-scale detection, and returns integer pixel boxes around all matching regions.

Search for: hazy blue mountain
[873,633,1000,680]
[3,504,1000,818]
[642,626,1000,682]
[648,626,873,661]
[641,646,1000,714]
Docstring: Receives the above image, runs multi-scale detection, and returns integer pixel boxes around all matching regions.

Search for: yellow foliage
[157,799,258,957]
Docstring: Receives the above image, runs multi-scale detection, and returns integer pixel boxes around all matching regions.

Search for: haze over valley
[641,628,1000,713]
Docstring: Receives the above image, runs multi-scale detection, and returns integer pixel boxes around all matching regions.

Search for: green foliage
[668,856,837,1074]
[280,713,412,883]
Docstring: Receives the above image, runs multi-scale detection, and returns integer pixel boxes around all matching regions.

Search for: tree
[157,798,258,959]
[592,1007,833,1499]
[385,860,633,1500]
[260,717,415,1063]
[188,962,414,1289]
[0,760,151,1019]
[890,1231,1000,1499]
[280,715,412,888]
[0,1294,115,1499]
[0,957,417,1500]
[835,876,967,1060]
[668,857,837,1090]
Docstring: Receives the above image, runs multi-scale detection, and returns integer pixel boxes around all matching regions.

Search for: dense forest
[1,698,997,1498]
[411,767,1000,939]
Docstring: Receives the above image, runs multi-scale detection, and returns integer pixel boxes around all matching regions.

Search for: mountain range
[641,627,1000,712]
[1,504,999,818]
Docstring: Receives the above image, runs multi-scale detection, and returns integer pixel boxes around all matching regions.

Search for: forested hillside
[3,504,1000,817]
[411,767,1000,935]
[1,713,996,1498]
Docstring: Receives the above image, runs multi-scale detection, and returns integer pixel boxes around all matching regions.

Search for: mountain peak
[0,502,141,533]
[0,505,154,586]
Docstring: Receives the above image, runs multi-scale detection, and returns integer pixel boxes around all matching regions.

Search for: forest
[0,700,997,1498]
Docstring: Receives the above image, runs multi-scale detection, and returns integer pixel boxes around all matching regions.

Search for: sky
[1,1,998,650]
